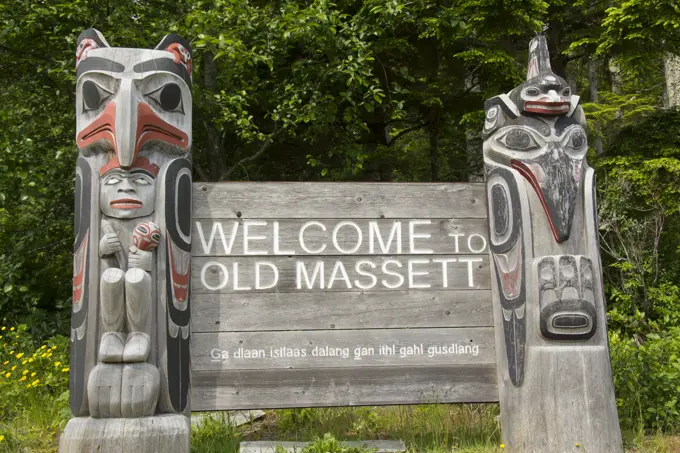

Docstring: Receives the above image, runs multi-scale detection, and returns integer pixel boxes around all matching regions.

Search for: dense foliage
[1,0,679,433]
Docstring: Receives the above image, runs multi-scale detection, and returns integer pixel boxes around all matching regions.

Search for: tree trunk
[588,58,604,155]
[203,51,225,181]
[466,129,483,182]
[664,52,680,108]
[429,121,440,182]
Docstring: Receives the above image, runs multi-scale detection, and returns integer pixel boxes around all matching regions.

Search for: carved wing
[70,157,98,415]
[161,158,192,413]
[486,164,527,387]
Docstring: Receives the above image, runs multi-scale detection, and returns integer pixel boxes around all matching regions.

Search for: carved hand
[129,249,153,272]
[100,232,123,257]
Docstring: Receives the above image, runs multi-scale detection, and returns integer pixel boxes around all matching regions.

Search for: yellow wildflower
[62,368,69,373]
[0,327,4,331]
[28,358,33,363]
[0,434,4,441]
[51,346,56,350]
[21,360,26,365]
[40,353,47,358]
[20,376,26,382]
[31,379,39,386]
[11,366,16,371]
[2,361,7,365]
[9,327,14,331]
[15,353,23,359]
[26,383,31,388]
[4,373,10,378]
[30,372,36,377]
[40,345,46,350]
[55,362,61,367]
[0,335,3,340]
[500,445,505,449]
[22,370,28,375]
[8,351,13,355]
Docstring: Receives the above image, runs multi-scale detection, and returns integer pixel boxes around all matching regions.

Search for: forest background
[0,0,680,447]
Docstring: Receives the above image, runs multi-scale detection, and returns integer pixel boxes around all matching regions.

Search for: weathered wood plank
[192,255,491,293]
[190,365,499,410]
[191,410,265,427]
[191,290,493,333]
[192,182,487,219]
[192,218,489,257]
[191,327,496,371]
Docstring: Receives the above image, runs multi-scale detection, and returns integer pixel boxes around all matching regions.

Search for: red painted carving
[166,42,192,76]
[168,237,189,304]
[77,101,116,152]
[72,232,88,304]
[511,159,561,242]
[135,102,189,156]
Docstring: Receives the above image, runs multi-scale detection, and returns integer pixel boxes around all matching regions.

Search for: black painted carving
[538,255,597,341]
[486,164,526,387]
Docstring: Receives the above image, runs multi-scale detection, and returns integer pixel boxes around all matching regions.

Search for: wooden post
[482,34,623,452]
[61,28,193,453]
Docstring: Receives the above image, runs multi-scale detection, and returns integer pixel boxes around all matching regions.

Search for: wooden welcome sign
[60,29,623,453]
[190,182,497,410]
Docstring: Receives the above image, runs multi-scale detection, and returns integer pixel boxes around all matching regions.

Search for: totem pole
[483,34,623,452]
[61,29,193,453]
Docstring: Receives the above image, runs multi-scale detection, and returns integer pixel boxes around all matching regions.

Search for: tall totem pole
[60,29,193,453]
[483,34,623,452]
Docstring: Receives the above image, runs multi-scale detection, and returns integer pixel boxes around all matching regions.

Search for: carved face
[132,221,161,251]
[75,29,192,168]
[484,114,588,242]
[100,168,156,219]
[516,74,572,115]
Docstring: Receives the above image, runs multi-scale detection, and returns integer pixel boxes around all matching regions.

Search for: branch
[387,121,428,146]
[193,160,210,182]
[221,128,279,180]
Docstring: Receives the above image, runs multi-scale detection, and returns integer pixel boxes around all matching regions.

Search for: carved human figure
[98,157,160,364]
[482,33,622,452]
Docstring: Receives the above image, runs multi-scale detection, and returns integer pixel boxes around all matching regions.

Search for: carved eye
[151,232,161,242]
[498,129,540,151]
[133,177,151,186]
[138,225,149,234]
[568,130,586,149]
[105,177,122,185]
[562,87,571,96]
[82,80,113,111]
[146,83,183,113]
[525,86,540,97]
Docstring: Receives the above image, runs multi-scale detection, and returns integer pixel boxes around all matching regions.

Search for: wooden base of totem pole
[59,414,190,453]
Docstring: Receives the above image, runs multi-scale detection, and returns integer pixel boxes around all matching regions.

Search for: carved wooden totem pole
[60,29,192,453]
[483,34,623,452]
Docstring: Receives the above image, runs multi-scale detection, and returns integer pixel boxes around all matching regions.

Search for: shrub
[0,324,70,451]
[610,327,680,433]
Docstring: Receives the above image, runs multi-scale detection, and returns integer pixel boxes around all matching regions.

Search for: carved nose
[118,179,135,193]
[546,89,561,102]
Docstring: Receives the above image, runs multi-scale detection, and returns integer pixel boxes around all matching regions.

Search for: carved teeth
[525,103,570,112]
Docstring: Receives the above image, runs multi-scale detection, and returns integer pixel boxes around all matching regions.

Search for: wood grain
[191,327,496,371]
[192,182,487,219]
[59,414,190,453]
[191,290,493,332]
[192,218,489,257]
[192,255,490,293]
[191,365,499,410]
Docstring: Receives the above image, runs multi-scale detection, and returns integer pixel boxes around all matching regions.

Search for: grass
[1,325,678,452]
[191,405,680,453]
